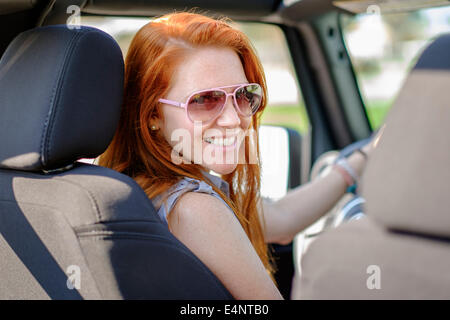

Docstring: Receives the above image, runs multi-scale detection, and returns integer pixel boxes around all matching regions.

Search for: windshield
[341,5,450,129]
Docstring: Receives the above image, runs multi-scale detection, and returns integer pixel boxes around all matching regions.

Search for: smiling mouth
[203,136,237,147]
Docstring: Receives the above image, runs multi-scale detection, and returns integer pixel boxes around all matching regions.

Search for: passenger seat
[296,34,450,299]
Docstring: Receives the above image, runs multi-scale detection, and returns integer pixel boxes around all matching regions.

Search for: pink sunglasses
[158,83,263,124]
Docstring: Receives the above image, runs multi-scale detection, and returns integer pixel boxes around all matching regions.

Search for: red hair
[99,12,274,276]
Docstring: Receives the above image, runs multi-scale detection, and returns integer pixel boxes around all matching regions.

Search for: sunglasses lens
[187,90,226,122]
[235,84,262,116]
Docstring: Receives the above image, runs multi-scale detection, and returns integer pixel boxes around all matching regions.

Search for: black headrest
[362,34,450,238]
[0,25,124,172]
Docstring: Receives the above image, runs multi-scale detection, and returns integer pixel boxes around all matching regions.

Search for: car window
[341,5,450,129]
[77,16,309,135]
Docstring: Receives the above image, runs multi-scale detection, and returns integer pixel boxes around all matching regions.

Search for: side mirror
[259,125,302,200]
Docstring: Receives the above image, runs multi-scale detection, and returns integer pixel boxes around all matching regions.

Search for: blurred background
[75,7,450,199]
[76,5,450,135]
[342,5,450,129]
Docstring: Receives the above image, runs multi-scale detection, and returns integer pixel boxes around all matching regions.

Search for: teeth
[204,136,236,146]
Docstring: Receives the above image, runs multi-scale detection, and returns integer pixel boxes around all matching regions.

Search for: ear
[154,117,164,131]
[149,111,164,131]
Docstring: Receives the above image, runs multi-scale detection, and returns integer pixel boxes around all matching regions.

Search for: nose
[215,94,241,127]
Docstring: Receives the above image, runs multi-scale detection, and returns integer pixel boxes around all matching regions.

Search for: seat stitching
[51,176,103,222]
[40,29,83,167]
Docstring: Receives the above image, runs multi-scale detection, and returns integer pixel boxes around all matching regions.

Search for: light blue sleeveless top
[152,171,231,226]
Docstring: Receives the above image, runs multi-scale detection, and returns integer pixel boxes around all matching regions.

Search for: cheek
[161,107,193,147]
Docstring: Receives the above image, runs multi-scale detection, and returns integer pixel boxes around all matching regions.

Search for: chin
[205,163,237,176]
[200,140,243,175]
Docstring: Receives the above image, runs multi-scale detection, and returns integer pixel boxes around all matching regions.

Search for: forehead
[168,46,249,98]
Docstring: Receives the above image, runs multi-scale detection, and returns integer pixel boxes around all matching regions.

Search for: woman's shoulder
[174,176,216,195]
[168,190,241,248]
[168,191,243,249]
[170,190,230,219]
[168,188,283,300]
[152,175,232,225]
[165,176,226,209]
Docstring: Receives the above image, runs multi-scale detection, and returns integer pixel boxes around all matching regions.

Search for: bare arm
[261,150,367,244]
[168,192,283,300]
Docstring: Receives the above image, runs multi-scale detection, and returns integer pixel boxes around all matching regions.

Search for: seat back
[296,34,450,299]
[0,25,232,299]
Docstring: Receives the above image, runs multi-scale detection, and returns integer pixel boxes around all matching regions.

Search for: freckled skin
[158,46,252,175]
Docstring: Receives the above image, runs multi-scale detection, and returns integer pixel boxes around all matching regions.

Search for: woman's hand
[362,124,385,157]
[348,125,386,177]
[261,125,386,245]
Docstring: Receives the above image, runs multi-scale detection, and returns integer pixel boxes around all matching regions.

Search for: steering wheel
[330,135,373,226]
[292,135,374,283]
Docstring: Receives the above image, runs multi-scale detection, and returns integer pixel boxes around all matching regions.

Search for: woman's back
[158,174,282,299]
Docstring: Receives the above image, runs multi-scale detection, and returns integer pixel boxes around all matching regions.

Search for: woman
[99,12,372,299]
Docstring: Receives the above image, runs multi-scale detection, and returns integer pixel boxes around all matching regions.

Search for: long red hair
[99,12,274,276]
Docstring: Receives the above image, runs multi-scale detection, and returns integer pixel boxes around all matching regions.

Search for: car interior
[0,23,233,299]
[0,0,449,299]
[298,34,450,299]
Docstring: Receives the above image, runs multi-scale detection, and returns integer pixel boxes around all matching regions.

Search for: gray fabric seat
[297,34,450,299]
[0,25,232,299]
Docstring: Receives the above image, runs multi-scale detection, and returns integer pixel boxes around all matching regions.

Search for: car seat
[296,34,450,299]
[0,25,233,299]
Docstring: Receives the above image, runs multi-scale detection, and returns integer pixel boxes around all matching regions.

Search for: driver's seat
[0,25,232,299]
[297,34,450,299]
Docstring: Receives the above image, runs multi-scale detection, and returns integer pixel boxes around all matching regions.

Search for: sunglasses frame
[158,83,262,124]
